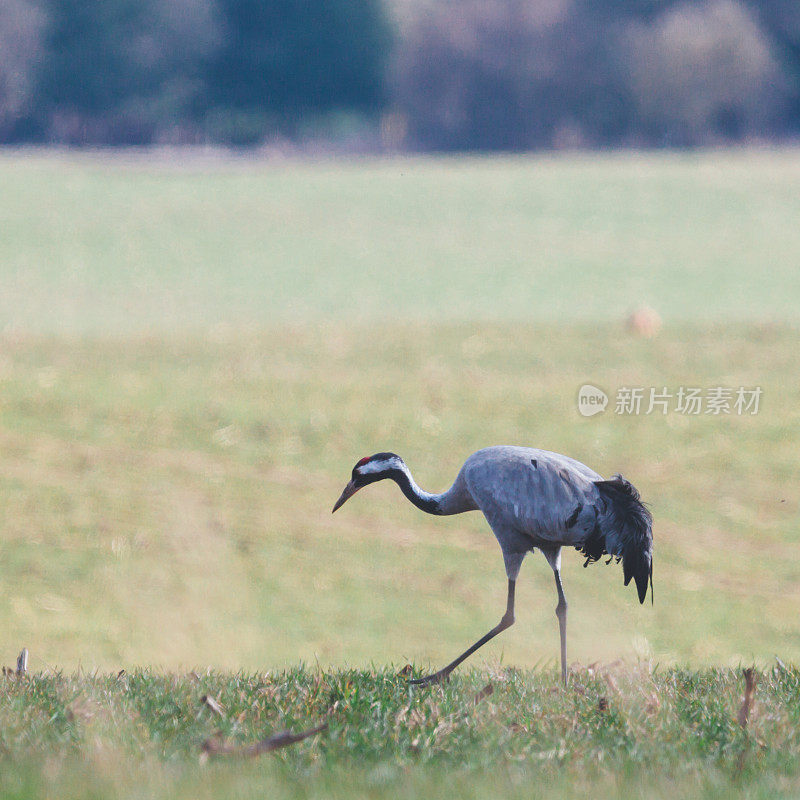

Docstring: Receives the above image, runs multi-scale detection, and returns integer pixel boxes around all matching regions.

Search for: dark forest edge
[1,0,799,151]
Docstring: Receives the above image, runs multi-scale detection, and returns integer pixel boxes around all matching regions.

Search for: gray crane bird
[332,446,653,685]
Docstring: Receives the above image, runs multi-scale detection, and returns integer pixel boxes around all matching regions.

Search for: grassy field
[2,149,800,332]
[0,149,798,797]
[2,665,799,799]
[1,322,798,673]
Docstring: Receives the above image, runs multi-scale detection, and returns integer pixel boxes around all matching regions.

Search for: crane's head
[332,452,404,513]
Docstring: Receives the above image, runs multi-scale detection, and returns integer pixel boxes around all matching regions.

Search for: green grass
[1,666,799,800]
[2,149,800,332]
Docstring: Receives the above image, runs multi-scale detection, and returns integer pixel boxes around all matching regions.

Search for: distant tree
[37,0,219,143]
[394,0,632,150]
[617,0,788,145]
[744,0,800,131]
[746,0,800,57]
[201,0,393,141]
[0,0,46,141]
[5,0,799,148]
[576,0,684,21]
[394,0,795,151]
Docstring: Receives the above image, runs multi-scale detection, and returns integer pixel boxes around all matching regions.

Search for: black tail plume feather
[581,474,653,604]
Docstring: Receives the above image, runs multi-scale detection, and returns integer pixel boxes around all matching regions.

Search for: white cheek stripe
[359,458,401,475]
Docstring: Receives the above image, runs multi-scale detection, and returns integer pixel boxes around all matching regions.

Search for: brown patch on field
[626,306,662,337]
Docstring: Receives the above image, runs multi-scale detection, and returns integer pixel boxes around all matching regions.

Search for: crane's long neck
[390,462,471,516]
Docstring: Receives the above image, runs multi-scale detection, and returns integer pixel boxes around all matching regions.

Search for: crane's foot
[408,668,451,687]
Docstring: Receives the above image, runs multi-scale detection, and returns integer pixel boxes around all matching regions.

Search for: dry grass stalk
[737,668,757,729]
[201,723,328,759]
[201,694,225,717]
[473,683,494,704]
[16,648,28,676]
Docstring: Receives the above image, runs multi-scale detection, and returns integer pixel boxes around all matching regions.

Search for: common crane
[332,446,653,685]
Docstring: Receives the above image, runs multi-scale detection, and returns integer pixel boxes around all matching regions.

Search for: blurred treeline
[1,0,799,150]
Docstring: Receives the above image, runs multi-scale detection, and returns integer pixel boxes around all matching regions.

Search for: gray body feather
[432,446,652,602]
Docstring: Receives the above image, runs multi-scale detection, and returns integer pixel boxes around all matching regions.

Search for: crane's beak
[332,480,360,513]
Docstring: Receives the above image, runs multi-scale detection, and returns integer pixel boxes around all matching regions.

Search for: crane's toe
[408,669,451,687]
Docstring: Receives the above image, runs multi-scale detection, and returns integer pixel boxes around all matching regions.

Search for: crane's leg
[553,569,568,685]
[541,547,568,685]
[409,578,516,687]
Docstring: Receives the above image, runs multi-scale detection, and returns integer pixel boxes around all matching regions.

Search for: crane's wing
[462,446,603,547]
[462,446,653,603]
